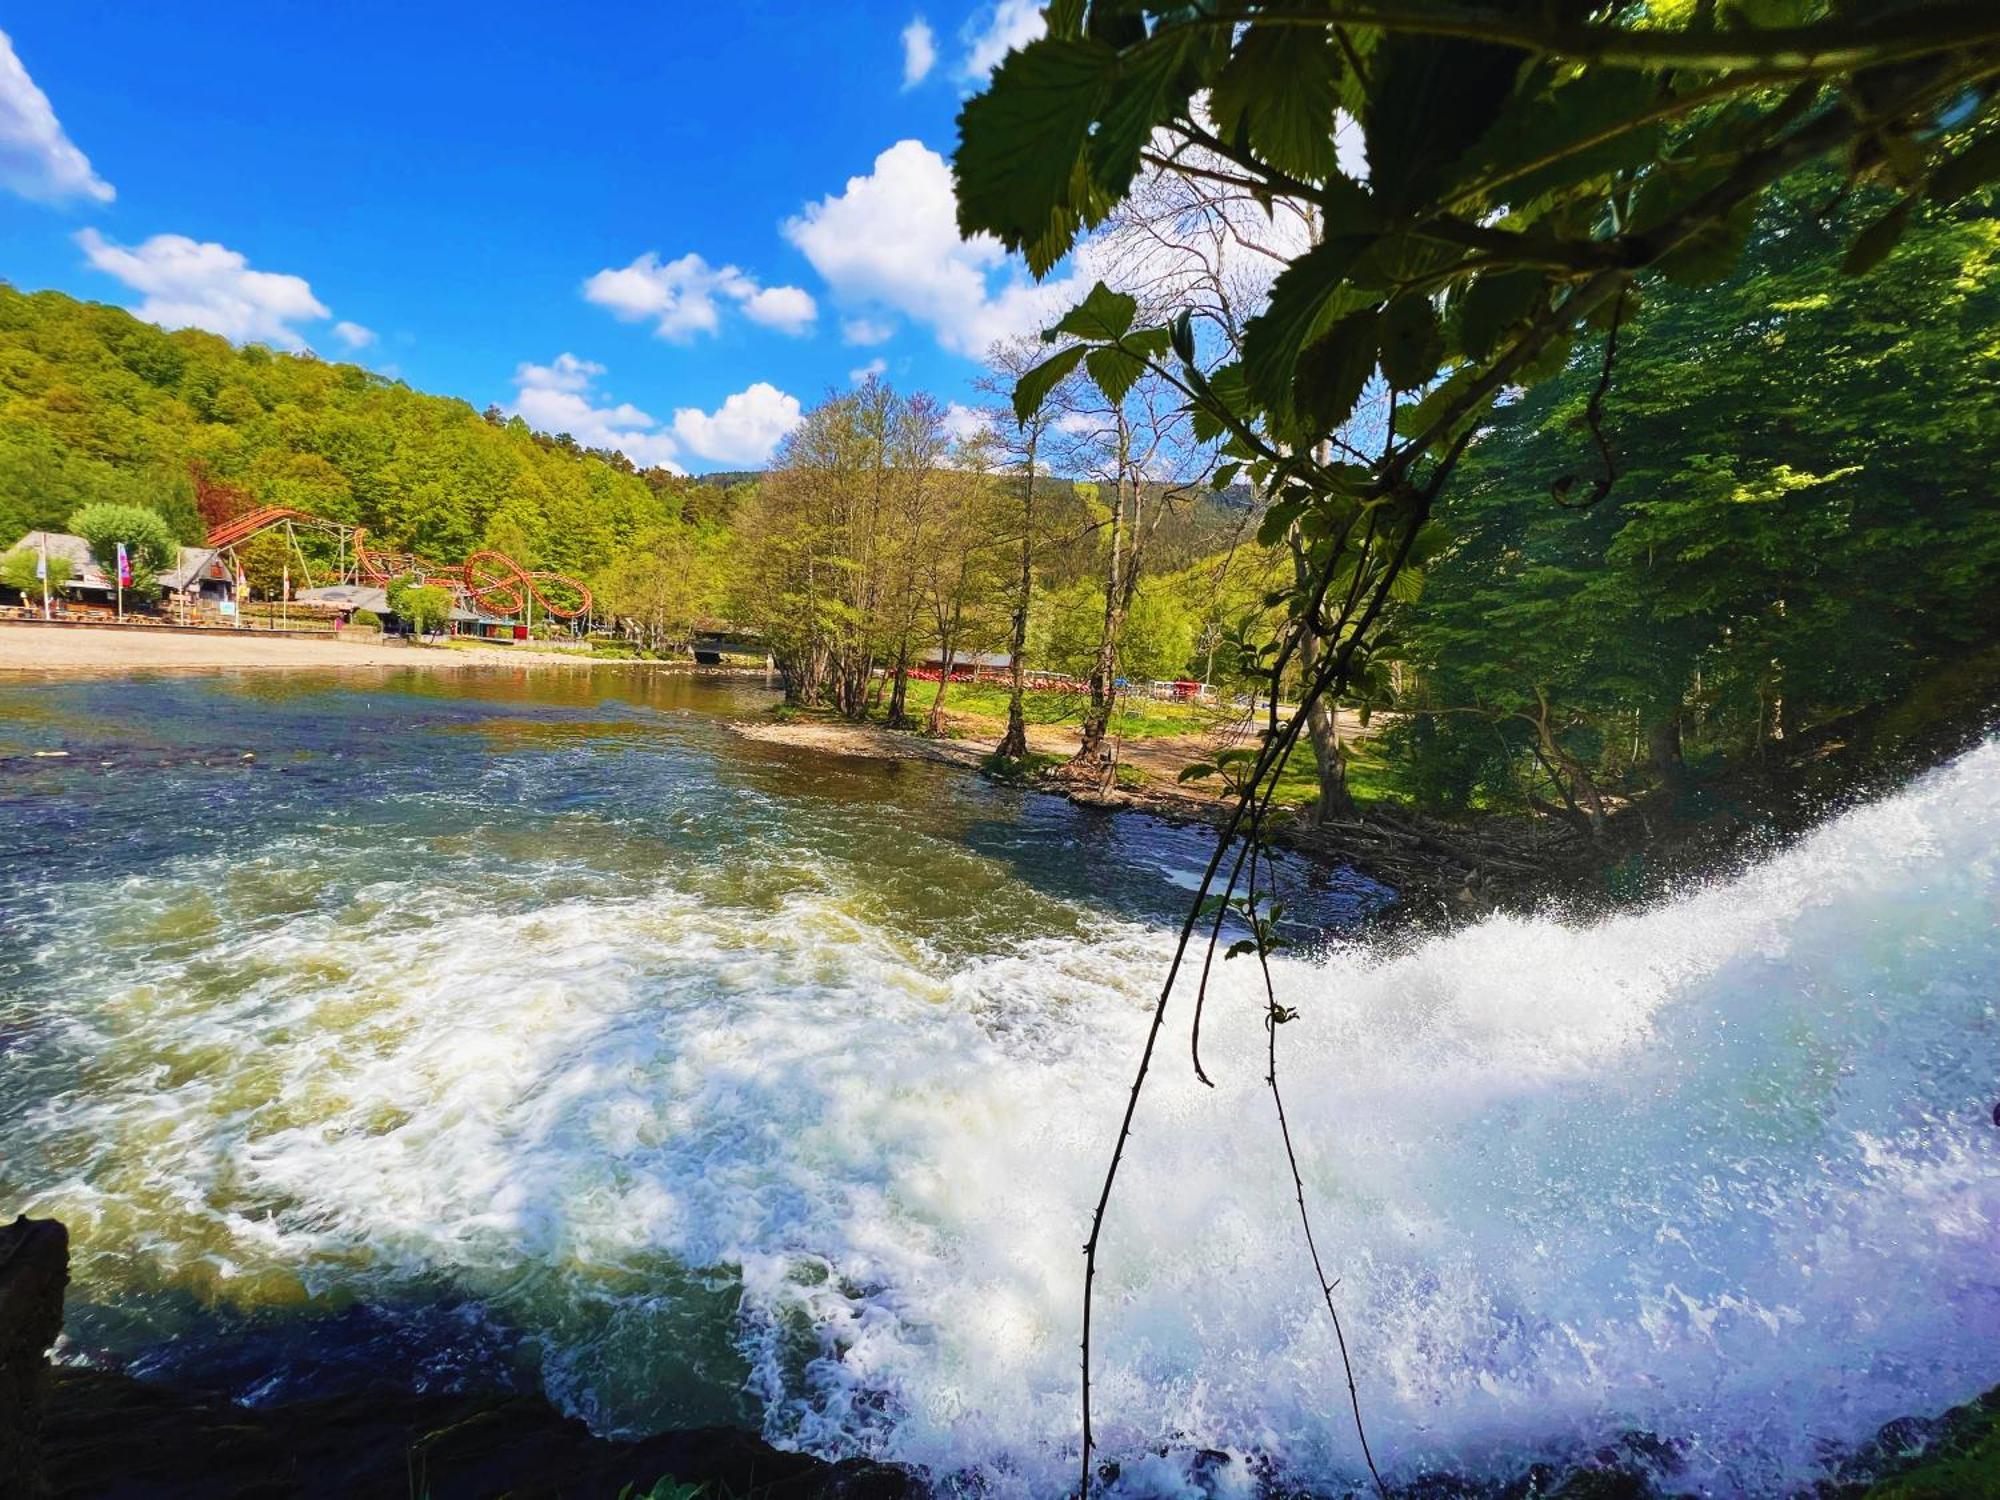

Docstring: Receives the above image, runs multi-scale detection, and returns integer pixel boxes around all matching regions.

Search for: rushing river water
[1,668,1995,1497]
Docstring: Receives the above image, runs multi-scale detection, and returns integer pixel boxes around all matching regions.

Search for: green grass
[936,680,1228,740]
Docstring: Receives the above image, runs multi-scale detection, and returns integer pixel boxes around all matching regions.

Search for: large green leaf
[1381,295,1445,390]
[1363,31,1526,214]
[1090,27,1204,200]
[1207,22,1342,186]
[954,37,1117,273]
[1242,235,1372,419]
[1050,282,1138,341]
[1013,343,1088,422]
[1450,270,1548,361]
[1293,311,1380,436]
[1929,129,2000,203]
[1085,345,1146,405]
[1447,67,1668,211]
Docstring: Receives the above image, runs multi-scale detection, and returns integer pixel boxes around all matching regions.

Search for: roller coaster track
[204,509,592,620]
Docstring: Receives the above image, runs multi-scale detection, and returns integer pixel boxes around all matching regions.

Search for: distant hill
[0,284,702,575]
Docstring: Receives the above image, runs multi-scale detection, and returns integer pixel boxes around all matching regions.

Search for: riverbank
[733,708,1561,922]
[0,621,722,673]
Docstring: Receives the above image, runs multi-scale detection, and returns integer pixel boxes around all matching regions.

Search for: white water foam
[12,743,2000,1496]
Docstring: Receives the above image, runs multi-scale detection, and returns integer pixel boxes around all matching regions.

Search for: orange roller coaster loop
[206,513,593,621]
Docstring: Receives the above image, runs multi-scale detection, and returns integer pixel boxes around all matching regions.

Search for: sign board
[218,600,237,617]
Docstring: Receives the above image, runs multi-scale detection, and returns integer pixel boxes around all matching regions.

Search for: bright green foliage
[67,502,178,592]
[348,608,382,630]
[592,526,726,651]
[396,584,452,639]
[1388,174,2000,812]
[0,285,697,575]
[0,546,71,596]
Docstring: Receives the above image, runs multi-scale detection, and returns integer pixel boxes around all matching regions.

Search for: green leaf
[1842,198,1914,276]
[1090,28,1202,200]
[1380,295,1444,390]
[1450,271,1546,361]
[1050,281,1137,342]
[1242,236,1371,420]
[1169,309,1196,365]
[953,38,1116,275]
[1085,345,1145,405]
[1363,32,1525,215]
[1013,343,1087,421]
[1293,311,1379,436]
[1224,939,1258,960]
[1657,195,1759,286]
[1211,461,1241,491]
[1208,23,1344,187]
[1929,130,2000,204]
[1447,67,1667,211]
[1177,762,1219,783]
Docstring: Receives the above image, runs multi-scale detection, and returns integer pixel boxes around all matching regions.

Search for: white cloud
[842,316,895,346]
[850,357,887,385]
[509,354,684,471]
[583,250,815,340]
[784,139,1088,360]
[943,402,991,443]
[0,29,113,204]
[961,0,1043,80]
[672,382,802,467]
[740,283,817,335]
[901,17,937,88]
[77,229,334,350]
[509,359,800,470]
[331,320,376,349]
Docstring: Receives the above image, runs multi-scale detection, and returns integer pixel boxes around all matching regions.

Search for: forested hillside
[0,284,700,575]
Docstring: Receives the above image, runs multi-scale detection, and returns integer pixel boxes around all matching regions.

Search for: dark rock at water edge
[40,1367,918,1500]
[0,1215,69,1498]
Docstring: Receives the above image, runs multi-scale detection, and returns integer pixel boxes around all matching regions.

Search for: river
[1,668,1995,1496]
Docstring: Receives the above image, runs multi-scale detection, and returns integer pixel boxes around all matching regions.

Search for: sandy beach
[0,623,642,673]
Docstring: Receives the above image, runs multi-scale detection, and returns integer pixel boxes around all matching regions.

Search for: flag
[116,542,131,587]
[34,538,46,581]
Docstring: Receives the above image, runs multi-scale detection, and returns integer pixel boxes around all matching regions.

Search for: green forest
[3,158,1995,831]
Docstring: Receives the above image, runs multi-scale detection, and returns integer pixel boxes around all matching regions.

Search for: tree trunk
[999,445,1038,762]
[886,645,912,728]
[1647,710,1689,812]
[926,651,954,736]
[1069,475,1126,789]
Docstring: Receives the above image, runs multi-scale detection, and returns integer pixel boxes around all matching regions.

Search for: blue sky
[0,1,1073,471]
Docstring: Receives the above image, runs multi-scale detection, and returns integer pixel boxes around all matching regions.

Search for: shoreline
[0,621,758,674]
[731,712,1559,923]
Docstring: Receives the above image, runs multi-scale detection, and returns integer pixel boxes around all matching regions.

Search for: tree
[594,527,722,652]
[955,4,2000,1492]
[1,546,71,599]
[67,503,178,595]
[395,583,452,641]
[1390,167,2000,822]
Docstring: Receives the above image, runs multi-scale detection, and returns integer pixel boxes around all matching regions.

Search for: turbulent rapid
[1,670,1995,1498]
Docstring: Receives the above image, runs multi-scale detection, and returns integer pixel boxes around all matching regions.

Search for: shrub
[349,608,382,630]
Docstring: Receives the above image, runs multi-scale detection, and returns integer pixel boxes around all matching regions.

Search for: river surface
[1,668,1995,1497]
